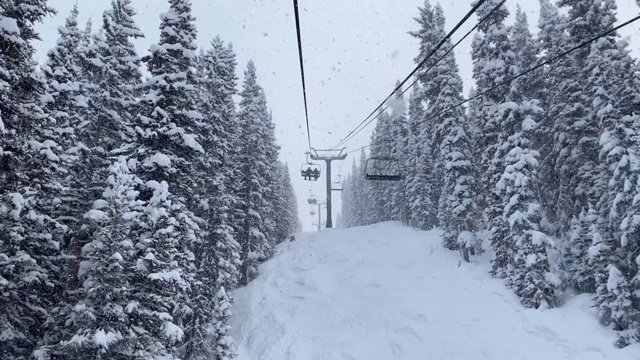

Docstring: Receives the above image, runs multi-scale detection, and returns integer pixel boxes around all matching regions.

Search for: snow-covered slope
[230,222,640,360]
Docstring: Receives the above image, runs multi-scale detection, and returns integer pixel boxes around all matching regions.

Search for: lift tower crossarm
[309,148,347,228]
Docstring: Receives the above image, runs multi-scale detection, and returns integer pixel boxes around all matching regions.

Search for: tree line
[0,0,300,358]
[340,0,640,347]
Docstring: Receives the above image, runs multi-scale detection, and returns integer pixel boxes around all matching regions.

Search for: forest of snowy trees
[341,0,640,347]
[0,0,300,358]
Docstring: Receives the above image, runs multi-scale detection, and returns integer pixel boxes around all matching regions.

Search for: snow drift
[230,222,640,360]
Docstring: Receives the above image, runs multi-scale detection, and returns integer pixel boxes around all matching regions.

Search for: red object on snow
[289,235,296,242]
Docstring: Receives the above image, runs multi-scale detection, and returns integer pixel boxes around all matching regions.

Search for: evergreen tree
[470,0,515,278]
[97,0,145,149]
[495,94,555,308]
[433,63,479,254]
[38,157,154,359]
[536,0,570,226]
[349,157,366,227]
[388,86,409,223]
[200,36,242,291]
[209,287,235,360]
[132,0,205,355]
[564,208,596,292]
[237,61,277,285]
[490,1,555,305]
[588,4,640,343]
[407,1,439,229]
[276,163,301,236]
[259,109,282,253]
[207,39,244,257]
[466,86,482,172]
[341,171,355,228]
[38,1,149,356]
[552,0,616,223]
[404,84,425,228]
[510,6,540,100]
[40,3,91,263]
[368,109,395,223]
[183,36,242,359]
[0,1,60,358]
[411,3,481,254]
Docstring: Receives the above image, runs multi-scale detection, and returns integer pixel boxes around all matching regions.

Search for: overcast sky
[35,0,640,231]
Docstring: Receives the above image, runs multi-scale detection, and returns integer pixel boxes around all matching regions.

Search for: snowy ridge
[230,222,640,360]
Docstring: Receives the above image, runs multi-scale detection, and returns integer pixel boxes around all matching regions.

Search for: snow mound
[230,222,640,360]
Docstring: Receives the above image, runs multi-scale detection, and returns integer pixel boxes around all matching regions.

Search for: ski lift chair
[300,153,321,181]
[365,157,402,181]
[332,175,343,191]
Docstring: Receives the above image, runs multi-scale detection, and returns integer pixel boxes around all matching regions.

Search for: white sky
[35,0,640,231]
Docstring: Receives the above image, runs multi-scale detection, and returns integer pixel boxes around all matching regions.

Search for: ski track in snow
[230,222,640,360]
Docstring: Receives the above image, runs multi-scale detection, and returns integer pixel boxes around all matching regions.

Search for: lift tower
[309,148,347,228]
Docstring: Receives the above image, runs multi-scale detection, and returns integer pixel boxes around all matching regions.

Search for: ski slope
[230,222,640,360]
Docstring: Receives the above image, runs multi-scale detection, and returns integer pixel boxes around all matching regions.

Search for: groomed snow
[230,222,640,360]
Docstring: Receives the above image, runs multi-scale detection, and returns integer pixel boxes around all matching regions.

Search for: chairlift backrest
[365,157,402,181]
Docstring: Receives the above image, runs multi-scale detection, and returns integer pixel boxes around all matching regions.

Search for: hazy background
[34,0,640,231]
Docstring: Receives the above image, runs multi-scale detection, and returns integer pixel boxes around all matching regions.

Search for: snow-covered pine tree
[368,109,395,224]
[426,3,479,254]
[511,5,545,171]
[273,162,291,240]
[407,1,439,229]
[361,149,380,226]
[40,5,93,292]
[0,1,61,358]
[96,0,145,149]
[260,109,282,253]
[351,149,375,226]
[38,2,149,355]
[388,85,409,223]
[466,86,482,173]
[585,1,640,343]
[36,157,153,359]
[510,6,539,103]
[470,0,515,278]
[132,0,205,355]
[488,6,558,304]
[237,60,277,285]
[495,84,556,308]
[601,265,637,347]
[275,162,301,238]
[207,39,245,261]
[552,0,616,224]
[536,0,570,228]
[345,158,364,227]
[341,172,354,228]
[209,287,235,360]
[564,208,596,292]
[404,84,424,228]
[285,165,302,234]
[181,36,243,360]
[201,35,242,291]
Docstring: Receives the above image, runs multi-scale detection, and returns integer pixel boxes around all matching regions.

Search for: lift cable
[345,13,640,156]
[333,0,492,149]
[293,0,312,151]
[335,0,507,148]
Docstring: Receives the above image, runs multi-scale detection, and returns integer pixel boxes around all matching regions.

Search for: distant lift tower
[309,148,347,228]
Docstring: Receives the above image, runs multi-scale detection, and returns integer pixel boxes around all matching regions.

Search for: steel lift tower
[309,148,347,228]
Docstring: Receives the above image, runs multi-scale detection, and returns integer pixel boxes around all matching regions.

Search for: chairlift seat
[365,157,402,181]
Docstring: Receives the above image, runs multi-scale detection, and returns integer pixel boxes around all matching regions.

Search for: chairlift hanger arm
[309,147,348,161]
